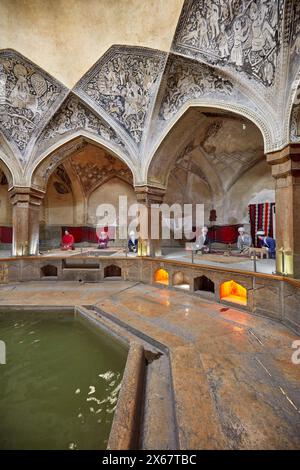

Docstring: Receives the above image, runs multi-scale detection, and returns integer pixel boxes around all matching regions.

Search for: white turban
[256,230,265,236]
[238,227,245,233]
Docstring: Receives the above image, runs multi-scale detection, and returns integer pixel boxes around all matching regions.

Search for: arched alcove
[29,136,136,251]
[41,265,58,278]
[0,163,13,250]
[154,268,169,286]
[172,271,190,291]
[194,275,215,294]
[104,264,122,279]
[220,280,247,306]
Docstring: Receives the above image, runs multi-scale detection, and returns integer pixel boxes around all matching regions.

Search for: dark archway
[194,275,215,294]
[41,264,58,277]
[104,264,122,278]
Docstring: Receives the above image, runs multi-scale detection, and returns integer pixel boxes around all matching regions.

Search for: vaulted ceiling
[0,0,299,189]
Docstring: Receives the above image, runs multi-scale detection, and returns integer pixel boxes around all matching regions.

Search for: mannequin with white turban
[256,230,276,259]
[128,231,138,253]
[237,227,252,253]
[195,226,210,253]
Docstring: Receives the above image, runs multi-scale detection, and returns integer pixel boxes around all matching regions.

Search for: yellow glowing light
[154,268,169,285]
[220,280,247,306]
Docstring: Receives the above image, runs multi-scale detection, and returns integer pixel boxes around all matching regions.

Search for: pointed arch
[145,103,269,190]
[28,132,140,192]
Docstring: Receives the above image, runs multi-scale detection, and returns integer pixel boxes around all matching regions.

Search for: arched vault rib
[0,134,23,187]
[144,101,275,187]
[146,105,266,200]
[29,134,140,193]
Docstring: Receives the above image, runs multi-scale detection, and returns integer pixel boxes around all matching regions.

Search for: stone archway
[0,159,14,251]
[29,135,137,252]
[146,106,270,232]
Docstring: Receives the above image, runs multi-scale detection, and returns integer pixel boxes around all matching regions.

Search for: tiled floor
[0,280,299,449]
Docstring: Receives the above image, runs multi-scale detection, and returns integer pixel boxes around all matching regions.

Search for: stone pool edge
[0,304,173,450]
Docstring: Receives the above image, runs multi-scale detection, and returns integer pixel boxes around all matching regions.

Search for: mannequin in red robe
[98,231,109,249]
[61,230,75,250]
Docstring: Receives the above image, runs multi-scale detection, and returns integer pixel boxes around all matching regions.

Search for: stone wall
[0,256,299,334]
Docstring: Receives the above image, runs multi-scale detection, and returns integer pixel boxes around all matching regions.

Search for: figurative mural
[0,52,63,157]
[290,0,300,57]
[173,0,283,86]
[78,50,165,143]
[36,96,125,154]
[160,58,233,121]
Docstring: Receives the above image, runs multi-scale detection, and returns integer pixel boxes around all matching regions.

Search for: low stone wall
[0,255,299,334]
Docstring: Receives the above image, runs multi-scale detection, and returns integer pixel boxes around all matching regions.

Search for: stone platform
[0,280,299,449]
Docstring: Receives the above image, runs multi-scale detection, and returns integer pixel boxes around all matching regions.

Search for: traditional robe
[61,233,74,250]
[237,233,252,251]
[261,236,276,259]
[195,233,209,252]
[128,237,138,253]
[98,233,109,249]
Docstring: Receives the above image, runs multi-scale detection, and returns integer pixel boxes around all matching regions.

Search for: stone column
[135,185,165,257]
[267,144,300,278]
[9,187,44,256]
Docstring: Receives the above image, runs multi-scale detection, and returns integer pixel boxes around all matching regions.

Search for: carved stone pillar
[267,144,300,278]
[9,187,44,256]
[134,185,165,257]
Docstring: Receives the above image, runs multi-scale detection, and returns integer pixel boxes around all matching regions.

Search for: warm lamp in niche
[154,268,169,286]
[220,280,247,306]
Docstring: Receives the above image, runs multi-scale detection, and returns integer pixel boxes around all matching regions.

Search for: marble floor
[0,280,299,449]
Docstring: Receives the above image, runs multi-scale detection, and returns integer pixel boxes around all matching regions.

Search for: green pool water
[0,311,128,450]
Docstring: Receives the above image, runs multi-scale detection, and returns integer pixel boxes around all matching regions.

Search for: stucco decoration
[32,138,89,191]
[0,50,66,160]
[75,47,166,144]
[159,57,233,121]
[35,95,126,156]
[70,152,133,195]
[172,0,283,87]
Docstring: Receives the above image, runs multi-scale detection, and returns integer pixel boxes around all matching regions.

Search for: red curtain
[249,203,275,247]
[0,226,12,243]
[61,227,114,243]
[208,225,240,244]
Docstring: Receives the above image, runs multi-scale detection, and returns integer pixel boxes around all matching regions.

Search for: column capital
[8,186,45,206]
[134,185,165,205]
[267,143,300,178]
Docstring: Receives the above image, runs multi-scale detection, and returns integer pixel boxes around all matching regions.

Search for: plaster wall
[222,159,275,225]
[0,184,11,225]
[88,177,136,225]
[43,172,74,225]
